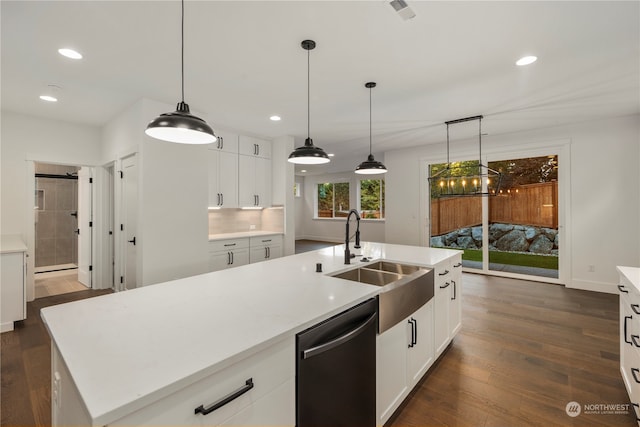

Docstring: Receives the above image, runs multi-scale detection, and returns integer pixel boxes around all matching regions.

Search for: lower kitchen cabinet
[434,254,462,356]
[1,237,27,333]
[618,266,640,425]
[59,338,295,427]
[249,235,283,264]
[209,238,250,272]
[376,300,434,425]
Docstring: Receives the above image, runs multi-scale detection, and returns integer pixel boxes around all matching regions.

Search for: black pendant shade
[146,102,216,144]
[355,82,387,174]
[288,40,330,165]
[145,0,216,145]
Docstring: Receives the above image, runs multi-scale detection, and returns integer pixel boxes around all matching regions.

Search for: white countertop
[208,230,282,241]
[41,242,459,425]
[1,234,27,254]
[618,266,640,293]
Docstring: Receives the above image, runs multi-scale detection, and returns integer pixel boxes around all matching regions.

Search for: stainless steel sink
[330,261,434,333]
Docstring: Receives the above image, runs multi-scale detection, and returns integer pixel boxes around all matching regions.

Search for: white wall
[101,99,209,286]
[384,114,640,292]
[1,110,102,298]
[294,175,305,238]
[271,135,295,256]
[297,171,386,243]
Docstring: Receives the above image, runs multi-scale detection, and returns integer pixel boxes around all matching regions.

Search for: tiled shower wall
[34,163,79,268]
[208,207,284,235]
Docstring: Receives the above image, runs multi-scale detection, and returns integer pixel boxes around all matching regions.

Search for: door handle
[194,378,254,416]
[128,236,136,245]
[408,318,415,348]
[220,193,223,206]
[303,312,377,359]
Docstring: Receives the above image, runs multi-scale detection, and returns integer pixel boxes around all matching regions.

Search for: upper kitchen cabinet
[208,130,239,208]
[239,135,271,159]
[211,129,239,153]
[238,136,272,208]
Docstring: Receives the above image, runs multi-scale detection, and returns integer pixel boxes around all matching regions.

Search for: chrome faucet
[344,209,361,264]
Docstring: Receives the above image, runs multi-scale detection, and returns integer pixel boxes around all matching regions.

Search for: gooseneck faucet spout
[344,209,361,264]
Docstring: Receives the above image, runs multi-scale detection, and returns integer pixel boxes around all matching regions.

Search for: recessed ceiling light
[269,115,281,121]
[58,48,83,59]
[328,153,335,157]
[516,55,537,66]
[39,95,58,102]
[300,170,307,173]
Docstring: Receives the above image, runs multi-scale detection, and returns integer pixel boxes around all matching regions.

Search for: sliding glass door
[429,155,559,280]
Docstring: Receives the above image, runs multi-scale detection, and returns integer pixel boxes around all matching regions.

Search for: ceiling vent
[389,0,416,21]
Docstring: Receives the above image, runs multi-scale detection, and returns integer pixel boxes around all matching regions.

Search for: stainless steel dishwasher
[296,297,377,427]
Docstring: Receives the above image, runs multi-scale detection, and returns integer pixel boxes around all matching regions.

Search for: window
[317,182,350,218]
[359,179,385,219]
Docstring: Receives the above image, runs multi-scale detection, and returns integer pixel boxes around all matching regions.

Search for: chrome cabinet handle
[194,378,254,416]
[303,313,377,359]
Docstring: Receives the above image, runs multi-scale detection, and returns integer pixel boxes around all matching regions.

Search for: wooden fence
[431,181,558,236]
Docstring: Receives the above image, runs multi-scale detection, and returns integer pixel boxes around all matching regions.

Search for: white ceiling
[2,1,639,174]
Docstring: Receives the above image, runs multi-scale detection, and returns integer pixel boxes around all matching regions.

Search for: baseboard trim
[567,279,617,294]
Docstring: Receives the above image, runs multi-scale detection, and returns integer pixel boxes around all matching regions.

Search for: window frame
[314,180,351,219]
[357,178,385,221]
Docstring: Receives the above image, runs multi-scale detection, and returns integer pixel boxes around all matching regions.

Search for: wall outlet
[249,224,256,230]
[588,265,595,273]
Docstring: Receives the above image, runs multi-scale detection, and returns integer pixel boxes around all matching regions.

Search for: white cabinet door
[220,378,294,426]
[238,155,271,207]
[239,135,271,159]
[376,318,409,425]
[449,256,463,337]
[208,150,238,208]
[214,129,239,154]
[218,151,238,208]
[407,300,435,385]
[0,251,25,332]
[254,156,271,207]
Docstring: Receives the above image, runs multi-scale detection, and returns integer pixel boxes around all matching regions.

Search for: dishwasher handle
[302,312,377,360]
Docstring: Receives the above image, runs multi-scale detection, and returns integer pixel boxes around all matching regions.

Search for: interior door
[122,155,138,290]
[77,167,93,287]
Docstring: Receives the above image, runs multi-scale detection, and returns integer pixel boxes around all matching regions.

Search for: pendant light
[145,0,216,144]
[355,82,387,174]
[288,40,330,165]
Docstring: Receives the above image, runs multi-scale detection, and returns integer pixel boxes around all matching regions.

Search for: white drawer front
[110,338,294,426]
[209,238,250,252]
[249,235,283,248]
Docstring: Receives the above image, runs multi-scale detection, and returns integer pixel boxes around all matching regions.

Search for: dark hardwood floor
[389,273,635,427]
[1,274,633,426]
[1,289,111,427]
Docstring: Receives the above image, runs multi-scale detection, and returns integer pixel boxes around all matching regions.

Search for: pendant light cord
[181,0,185,103]
[369,86,373,155]
[307,47,310,140]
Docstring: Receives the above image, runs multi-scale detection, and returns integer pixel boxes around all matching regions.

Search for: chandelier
[428,115,502,197]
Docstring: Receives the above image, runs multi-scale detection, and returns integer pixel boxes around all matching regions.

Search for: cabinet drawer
[209,238,249,252]
[434,259,453,291]
[111,338,294,426]
[249,235,283,248]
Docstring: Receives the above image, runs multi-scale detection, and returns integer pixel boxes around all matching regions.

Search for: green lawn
[461,248,558,270]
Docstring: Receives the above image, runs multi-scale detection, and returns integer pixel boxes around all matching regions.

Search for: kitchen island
[41,242,461,426]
